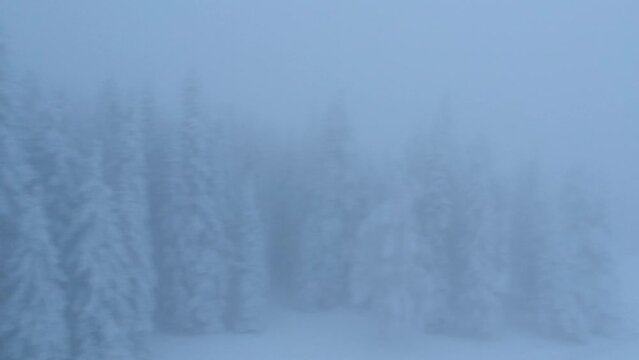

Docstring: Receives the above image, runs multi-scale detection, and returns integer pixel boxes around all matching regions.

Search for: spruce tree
[0,191,69,360]
[229,175,268,332]
[508,161,550,330]
[454,140,505,336]
[0,55,69,358]
[110,93,155,349]
[0,33,69,360]
[163,78,227,332]
[409,103,458,332]
[539,170,615,341]
[296,102,355,309]
[67,146,135,360]
[351,173,422,334]
[20,85,76,250]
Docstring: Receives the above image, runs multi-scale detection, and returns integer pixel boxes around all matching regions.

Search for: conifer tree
[454,140,505,336]
[111,93,155,347]
[162,78,227,332]
[0,51,69,359]
[0,27,22,228]
[539,170,615,341]
[67,146,135,360]
[351,173,422,334]
[409,103,458,332]
[19,85,76,250]
[228,175,268,332]
[0,191,69,360]
[296,102,356,309]
[508,161,550,329]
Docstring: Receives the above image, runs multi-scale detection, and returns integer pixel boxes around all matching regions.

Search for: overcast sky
[2,0,637,245]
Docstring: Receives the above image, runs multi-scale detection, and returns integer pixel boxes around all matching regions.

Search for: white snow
[152,251,639,360]
[152,308,638,360]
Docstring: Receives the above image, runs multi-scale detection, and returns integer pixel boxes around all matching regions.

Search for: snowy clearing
[153,307,639,360]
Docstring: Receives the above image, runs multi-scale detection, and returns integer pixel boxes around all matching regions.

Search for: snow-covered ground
[152,307,637,360]
[153,250,639,360]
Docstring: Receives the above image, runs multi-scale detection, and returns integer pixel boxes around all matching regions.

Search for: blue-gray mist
[0,1,637,359]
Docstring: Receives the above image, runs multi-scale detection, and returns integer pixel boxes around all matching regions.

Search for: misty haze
[1,1,638,359]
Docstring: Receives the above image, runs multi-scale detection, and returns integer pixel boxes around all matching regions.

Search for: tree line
[0,37,616,360]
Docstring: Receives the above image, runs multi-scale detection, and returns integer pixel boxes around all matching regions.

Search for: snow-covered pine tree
[108,89,155,351]
[0,190,69,360]
[67,146,135,360]
[453,140,505,336]
[19,83,76,251]
[139,87,164,251]
[228,174,269,332]
[296,102,356,310]
[297,206,345,309]
[0,26,21,227]
[155,96,183,330]
[350,171,422,335]
[537,224,589,341]
[539,169,615,341]
[138,87,181,333]
[508,161,550,330]
[0,47,69,359]
[162,77,227,333]
[408,102,458,332]
[566,172,615,336]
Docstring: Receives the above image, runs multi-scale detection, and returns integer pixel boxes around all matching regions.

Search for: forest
[0,36,618,360]
[2,1,637,359]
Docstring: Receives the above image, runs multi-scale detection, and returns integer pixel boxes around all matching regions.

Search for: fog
[1,1,637,359]
[5,0,637,226]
